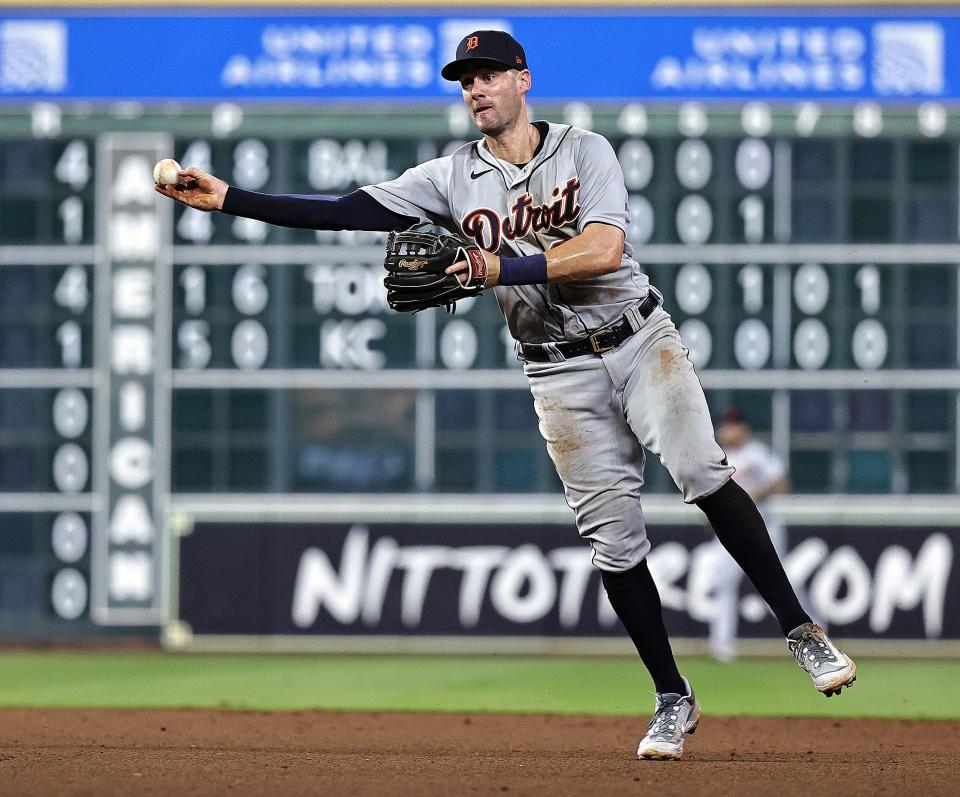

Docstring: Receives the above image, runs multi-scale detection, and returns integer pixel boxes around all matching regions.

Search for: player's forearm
[545,245,621,282]
[492,224,623,286]
[221,187,416,232]
[544,225,623,282]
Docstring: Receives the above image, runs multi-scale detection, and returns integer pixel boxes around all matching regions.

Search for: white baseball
[153,158,182,186]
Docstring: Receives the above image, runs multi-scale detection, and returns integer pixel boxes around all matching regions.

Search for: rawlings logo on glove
[383,226,488,313]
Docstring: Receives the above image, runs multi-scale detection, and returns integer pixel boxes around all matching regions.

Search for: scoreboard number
[855,264,881,314]
[439,319,478,370]
[917,102,947,138]
[852,319,888,370]
[675,263,712,315]
[734,319,772,370]
[618,139,654,190]
[177,320,212,369]
[179,265,207,314]
[678,103,708,137]
[852,264,887,369]
[56,319,82,369]
[232,264,269,315]
[737,195,764,244]
[51,512,88,564]
[616,103,648,135]
[53,388,89,438]
[51,568,88,621]
[54,140,91,190]
[229,262,271,370]
[738,265,764,314]
[734,139,772,190]
[231,319,269,370]
[675,138,711,189]
[49,386,93,621]
[794,263,830,315]
[675,195,712,245]
[794,318,831,370]
[58,196,84,244]
[52,442,89,494]
[740,102,772,137]
[619,138,655,244]
[54,265,90,314]
[794,102,821,137]
[232,139,270,190]
[853,103,883,138]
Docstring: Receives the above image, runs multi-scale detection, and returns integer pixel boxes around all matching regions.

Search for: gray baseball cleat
[636,676,700,761]
[787,622,857,697]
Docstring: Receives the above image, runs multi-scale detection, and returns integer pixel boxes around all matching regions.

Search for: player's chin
[475,115,506,136]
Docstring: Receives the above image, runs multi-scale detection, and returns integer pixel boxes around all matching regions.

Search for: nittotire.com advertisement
[177,521,956,641]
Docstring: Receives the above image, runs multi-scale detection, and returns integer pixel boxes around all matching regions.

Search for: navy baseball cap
[441,30,528,81]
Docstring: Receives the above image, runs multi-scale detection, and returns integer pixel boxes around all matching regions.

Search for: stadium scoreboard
[1,101,959,632]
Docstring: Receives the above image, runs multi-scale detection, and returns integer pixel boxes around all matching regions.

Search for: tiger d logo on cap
[440,30,528,81]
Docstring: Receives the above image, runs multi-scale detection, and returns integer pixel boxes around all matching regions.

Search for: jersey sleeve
[361,157,454,229]
[573,131,629,234]
[221,188,417,231]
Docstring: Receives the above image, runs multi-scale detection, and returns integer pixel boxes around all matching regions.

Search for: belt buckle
[589,330,615,354]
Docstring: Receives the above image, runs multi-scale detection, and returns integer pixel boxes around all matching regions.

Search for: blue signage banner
[0,9,957,102]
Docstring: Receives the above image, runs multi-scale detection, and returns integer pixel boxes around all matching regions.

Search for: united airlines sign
[0,12,956,101]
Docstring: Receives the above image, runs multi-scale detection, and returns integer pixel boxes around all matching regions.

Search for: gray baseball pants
[524,307,734,571]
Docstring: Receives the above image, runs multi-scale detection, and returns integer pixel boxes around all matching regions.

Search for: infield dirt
[1,709,956,796]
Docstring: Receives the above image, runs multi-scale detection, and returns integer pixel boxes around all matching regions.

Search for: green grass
[0,652,955,719]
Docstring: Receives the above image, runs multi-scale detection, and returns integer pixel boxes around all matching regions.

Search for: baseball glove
[383,227,488,313]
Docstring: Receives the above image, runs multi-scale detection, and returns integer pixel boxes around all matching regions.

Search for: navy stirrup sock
[601,560,686,695]
[696,479,810,635]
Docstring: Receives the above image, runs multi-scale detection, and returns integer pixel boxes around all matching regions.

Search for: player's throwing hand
[155,166,228,212]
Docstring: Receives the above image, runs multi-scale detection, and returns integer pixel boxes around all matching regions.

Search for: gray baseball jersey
[362,122,652,344]
[366,120,732,570]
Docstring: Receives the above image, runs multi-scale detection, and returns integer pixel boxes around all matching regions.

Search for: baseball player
[709,407,792,662]
[157,30,857,761]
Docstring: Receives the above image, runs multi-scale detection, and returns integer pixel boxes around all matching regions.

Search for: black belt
[520,291,662,363]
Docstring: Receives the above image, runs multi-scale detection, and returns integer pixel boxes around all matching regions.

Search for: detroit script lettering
[460,177,581,251]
